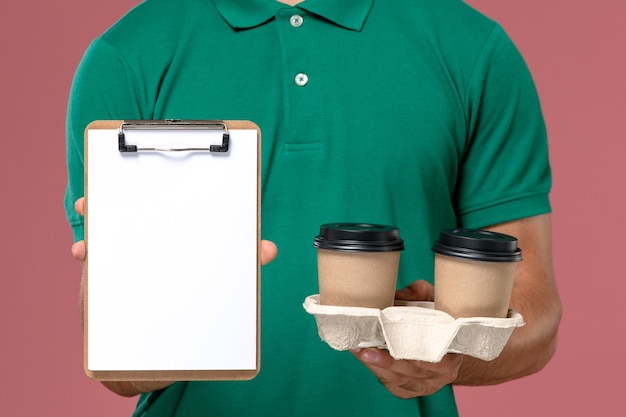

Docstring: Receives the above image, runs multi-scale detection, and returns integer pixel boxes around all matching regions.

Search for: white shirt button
[290,14,304,27]
[295,73,309,87]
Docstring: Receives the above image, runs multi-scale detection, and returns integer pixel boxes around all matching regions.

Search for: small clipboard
[84,120,261,381]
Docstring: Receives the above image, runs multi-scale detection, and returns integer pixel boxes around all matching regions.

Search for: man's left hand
[351,280,462,398]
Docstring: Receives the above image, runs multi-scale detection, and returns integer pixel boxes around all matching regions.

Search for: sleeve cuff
[458,192,552,229]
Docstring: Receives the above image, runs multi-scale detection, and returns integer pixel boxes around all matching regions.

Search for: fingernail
[361,349,381,364]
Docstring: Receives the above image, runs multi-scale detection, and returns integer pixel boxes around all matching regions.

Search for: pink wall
[2,0,624,415]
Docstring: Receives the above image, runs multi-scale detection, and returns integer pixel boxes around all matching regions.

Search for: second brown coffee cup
[314,223,405,310]
[432,229,522,318]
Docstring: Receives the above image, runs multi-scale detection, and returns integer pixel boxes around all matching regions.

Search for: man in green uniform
[65,0,562,415]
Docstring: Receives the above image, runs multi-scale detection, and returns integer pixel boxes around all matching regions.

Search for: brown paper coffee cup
[314,223,404,310]
[432,229,522,318]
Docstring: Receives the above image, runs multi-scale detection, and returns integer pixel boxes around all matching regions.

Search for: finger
[407,353,463,376]
[351,349,432,398]
[395,280,434,301]
[260,240,278,266]
[71,240,86,261]
[358,349,461,378]
[74,197,85,216]
[351,349,462,398]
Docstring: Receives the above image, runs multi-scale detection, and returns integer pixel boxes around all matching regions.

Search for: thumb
[260,240,278,266]
[395,279,434,302]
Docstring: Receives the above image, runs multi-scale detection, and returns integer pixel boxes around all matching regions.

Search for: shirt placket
[276,8,325,151]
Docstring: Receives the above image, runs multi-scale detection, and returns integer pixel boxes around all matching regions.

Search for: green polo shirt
[65,0,551,415]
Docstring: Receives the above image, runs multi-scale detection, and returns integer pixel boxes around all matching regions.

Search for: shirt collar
[211,0,375,31]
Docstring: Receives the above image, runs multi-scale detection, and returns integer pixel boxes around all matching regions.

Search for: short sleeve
[454,24,552,228]
[64,38,143,241]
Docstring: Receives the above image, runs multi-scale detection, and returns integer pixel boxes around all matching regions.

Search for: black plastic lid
[313,223,405,252]
[432,229,522,262]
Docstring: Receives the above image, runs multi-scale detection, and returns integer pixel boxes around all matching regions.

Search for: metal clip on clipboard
[118,120,230,153]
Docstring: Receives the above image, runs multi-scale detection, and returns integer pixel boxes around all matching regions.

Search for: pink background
[2,0,624,415]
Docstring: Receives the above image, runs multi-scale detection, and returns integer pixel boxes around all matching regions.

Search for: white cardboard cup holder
[303,295,524,363]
